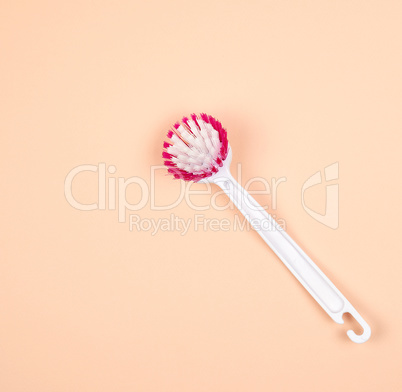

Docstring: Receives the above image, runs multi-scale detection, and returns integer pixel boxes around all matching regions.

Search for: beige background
[1,1,402,391]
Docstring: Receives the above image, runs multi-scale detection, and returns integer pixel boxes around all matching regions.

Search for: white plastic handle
[212,167,371,343]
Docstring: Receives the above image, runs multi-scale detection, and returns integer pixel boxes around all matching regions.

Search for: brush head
[162,114,229,182]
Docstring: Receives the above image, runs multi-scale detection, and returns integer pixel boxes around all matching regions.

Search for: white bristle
[165,116,226,179]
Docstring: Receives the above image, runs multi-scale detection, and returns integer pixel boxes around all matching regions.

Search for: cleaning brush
[162,113,371,343]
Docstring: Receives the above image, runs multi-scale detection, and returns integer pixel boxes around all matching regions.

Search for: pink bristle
[182,116,190,127]
[208,115,217,130]
[220,145,226,160]
[164,160,176,167]
[191,174,204,182]
[222,136,228,157]
[215,119,223,131]
[200,113,209,123]
[168,167,190,179]
[167,130,173,138]
[173,122,180,129]
[163,141,172,149]
[216,125,225,142]
[169,169,196,182]
[162,151,173,159]
[190,113,200,129]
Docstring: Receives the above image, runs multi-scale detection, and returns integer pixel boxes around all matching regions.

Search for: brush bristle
[162,114,229,182]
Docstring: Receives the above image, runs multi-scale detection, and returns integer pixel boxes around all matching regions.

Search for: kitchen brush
[162,113,371,343]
